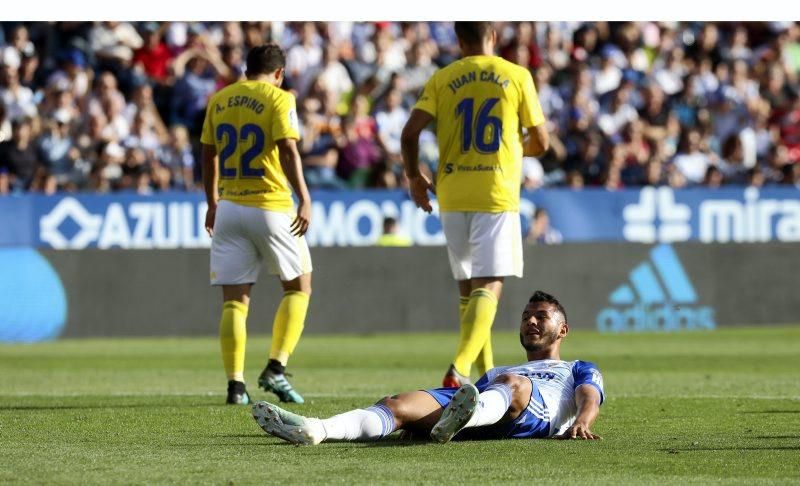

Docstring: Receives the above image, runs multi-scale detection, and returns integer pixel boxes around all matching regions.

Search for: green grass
[1,327,799,484]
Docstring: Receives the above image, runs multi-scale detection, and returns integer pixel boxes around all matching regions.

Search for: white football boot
[252,401,325,445]
[430,383,479,444]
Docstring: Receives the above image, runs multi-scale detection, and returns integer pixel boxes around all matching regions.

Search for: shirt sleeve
[519,68,546,129]
[572,360,604,405]
[199,97,215,145]
[272,92,301,142]
[412,73,438,117]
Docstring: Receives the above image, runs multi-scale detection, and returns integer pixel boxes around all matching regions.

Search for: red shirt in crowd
[133,43,173,82]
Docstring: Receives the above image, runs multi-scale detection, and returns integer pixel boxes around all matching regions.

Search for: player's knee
[376,395,403,418]
[493,374,530,404]
[493,373,525,389]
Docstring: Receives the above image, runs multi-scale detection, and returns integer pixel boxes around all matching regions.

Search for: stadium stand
[1,21,799,195]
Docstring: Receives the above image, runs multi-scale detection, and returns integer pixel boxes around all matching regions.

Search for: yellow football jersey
[200,80,300,211]
[414,55,545,212]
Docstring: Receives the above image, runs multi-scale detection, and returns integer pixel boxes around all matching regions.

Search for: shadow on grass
[215,433,267,439]
[661,446,800,452]
[740,410,800,414]
[0,403,213,411]
[754,435,800,439]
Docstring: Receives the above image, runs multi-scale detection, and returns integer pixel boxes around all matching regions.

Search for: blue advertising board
[0,186,798,248]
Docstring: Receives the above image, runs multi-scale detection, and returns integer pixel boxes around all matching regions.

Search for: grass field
[1,327,799,484]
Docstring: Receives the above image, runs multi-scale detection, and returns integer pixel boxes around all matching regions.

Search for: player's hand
[408,173,434,213]
[205,204,216,237]
[291,200,311,237]
[553,423,602,440]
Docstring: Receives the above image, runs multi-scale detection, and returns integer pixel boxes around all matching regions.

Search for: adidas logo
[596,244,716,332]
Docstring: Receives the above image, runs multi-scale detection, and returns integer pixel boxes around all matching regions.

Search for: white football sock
[465,383,513,428]
[316,405,396,441]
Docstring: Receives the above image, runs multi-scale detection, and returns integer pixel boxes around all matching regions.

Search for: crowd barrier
[1,243,797,341]
[1,187,799,248]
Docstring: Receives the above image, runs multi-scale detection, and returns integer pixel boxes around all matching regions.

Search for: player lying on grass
[252,291,604,444]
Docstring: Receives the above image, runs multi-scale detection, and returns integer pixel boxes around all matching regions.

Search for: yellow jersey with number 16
[200,80,300,212]
[413,55,545,213]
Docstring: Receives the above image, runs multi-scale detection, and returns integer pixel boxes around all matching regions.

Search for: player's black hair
[528,290,567,324]
[246,44,286,76]
[454,22,493,46]
[383,216,397,232]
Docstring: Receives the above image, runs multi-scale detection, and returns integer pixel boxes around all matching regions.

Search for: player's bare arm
[201,143,219,237]
[554,384,602,440]
[400,109,435,213]
[523,123,550,157]
[276,138,312,236]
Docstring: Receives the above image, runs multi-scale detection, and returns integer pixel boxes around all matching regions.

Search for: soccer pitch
[1,327,799,484]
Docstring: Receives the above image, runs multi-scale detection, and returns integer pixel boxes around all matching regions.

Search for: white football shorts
[210,200,312,285]
[440,211,523,281]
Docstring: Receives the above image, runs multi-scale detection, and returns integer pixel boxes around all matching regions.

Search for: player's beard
[519,328,559,352]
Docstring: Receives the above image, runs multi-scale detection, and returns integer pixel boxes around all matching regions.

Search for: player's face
[519,301,563,352]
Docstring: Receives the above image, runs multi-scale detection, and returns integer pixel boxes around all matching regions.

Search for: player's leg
[220,285,252,404]
[444,280,473,387]
[210,201,261,405]
[258,272,311,403]
[457,280,494,378]
[251,209,313,404]
[451,276,502,379]
[453,211,523,378]
[253,390,444,445]
[431,373,531,443]
[270,273,312,365]
[441,212,475,386]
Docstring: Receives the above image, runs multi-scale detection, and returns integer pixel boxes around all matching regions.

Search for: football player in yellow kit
[201,44,312,405]
[401,22,550,387]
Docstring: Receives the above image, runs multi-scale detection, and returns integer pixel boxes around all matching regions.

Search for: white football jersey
[476,359,604,436]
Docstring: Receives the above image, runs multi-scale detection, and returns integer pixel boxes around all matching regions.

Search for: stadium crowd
[1,21,799,195]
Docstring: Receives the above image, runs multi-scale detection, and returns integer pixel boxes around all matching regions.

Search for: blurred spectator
[90,21,143,71]
[746,166,766,188]
[337,114,382,187]
[598,86,638,138]
[317,45,354,105]
[286,22,323,96]
[0,117,39,192]
[375,216,412,247]
[525,208,563,245]
[565,169,585,189]
[702,165,724,188]
[672,128,713,184]
[0,21,798,195]
[374,89,407,166]
[1,64,37,120]
[37,109,87,193]
[133,23,173,83]
[46,49,90,101]
[170,45,229,133]
[158,125,196,190]
[0,101,10,143]
[781,162,800,188]
[522,157,545,190]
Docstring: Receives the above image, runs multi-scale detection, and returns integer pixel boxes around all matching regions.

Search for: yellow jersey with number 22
[200,80,300,212]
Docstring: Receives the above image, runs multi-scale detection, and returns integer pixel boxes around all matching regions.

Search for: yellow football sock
[453,288,498,377]
[460,295,494,376]
[458,296,470,319]
[269,291,310,365]
[476,337,494,376]
[220,300,248,382]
